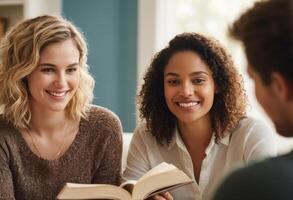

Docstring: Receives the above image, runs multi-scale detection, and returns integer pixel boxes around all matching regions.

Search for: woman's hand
[147,192,173,200]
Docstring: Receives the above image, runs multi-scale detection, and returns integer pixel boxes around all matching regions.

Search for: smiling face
[27,39,80,113]
[164,51,216,125]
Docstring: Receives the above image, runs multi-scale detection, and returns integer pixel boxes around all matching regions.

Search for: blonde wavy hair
[0,15,94,129]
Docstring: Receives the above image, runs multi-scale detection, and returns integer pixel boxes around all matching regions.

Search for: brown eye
[167,79,180,86]
[192,78,205,84]
[66,67,77,73]
[41,68,54,73]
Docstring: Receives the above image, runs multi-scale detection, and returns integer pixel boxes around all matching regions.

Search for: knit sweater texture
[0,106,123,200]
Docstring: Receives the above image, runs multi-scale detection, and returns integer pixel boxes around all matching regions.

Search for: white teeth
[178,102,199,108]
[48,91,67,97]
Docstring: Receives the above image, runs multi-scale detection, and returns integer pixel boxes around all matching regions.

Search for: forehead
[164,51,211,73]
[39,39,79,62]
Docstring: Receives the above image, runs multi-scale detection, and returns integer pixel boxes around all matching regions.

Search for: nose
[54,72,67,88]
[180,81,193,97]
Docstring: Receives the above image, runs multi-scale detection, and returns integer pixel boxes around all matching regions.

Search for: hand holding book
[146,192,173,200]
[57,162,193,200]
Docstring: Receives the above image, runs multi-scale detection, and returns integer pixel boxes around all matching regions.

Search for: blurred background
[1,0,292,153]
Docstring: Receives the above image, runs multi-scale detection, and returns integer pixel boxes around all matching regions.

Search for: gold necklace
[26,128,68,160]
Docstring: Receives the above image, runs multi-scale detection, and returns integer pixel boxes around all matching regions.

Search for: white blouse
[123,117,277,200]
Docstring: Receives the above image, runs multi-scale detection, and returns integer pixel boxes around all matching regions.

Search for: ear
[271,72,292,101]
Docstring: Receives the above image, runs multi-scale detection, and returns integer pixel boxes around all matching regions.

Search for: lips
[178,101,199,108]
[46,90,68,97]
[178,100,200,108]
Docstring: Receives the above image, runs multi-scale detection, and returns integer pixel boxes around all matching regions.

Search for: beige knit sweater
[0,106,123,200]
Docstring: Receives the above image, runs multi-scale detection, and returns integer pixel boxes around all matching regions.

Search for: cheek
[254,84,273,116]
[202,84,216,102]
[254,84,265,104]
[164,90,171,107]
[164,85,175,103]
[164,87,177,112]
[27,74,47,91]
[69,74,80,88]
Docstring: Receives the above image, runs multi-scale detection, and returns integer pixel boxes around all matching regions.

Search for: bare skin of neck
[178,117,213,183]
[21,108,80,160]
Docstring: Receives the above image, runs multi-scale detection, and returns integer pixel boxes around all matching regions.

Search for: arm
[0,143,16,199]
[92,112,123,185]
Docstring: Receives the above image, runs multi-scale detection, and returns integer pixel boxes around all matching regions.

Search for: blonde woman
[0,15,122,199]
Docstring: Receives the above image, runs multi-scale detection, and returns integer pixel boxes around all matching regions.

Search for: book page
[146,181,194,198]
[139,162,177,182]
[132,163,193,199]
[57,183,132,200]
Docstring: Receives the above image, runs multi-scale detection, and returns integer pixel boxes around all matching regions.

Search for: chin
[50,108,67,112]
[177,116,200,124]
[49,104,68,112]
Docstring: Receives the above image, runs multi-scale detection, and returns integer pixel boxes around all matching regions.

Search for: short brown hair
[230,0,293,85]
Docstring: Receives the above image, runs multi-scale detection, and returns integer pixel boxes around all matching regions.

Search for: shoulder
[214,162,263,200]
[0,116,10,130]
[87,105,122,128]
[263,151,293,174]
[236,117,270,131]
[82,105,123,138]
[230,155,290,180]
[0,117,15,140]
[229,117,277,157]
[87,105,120,120]
[129,122,160,150]
[132,123,156,142]
[235,151,293,180]
[215,153,293,199]
[0,117,19,159]
[231,117,275,140]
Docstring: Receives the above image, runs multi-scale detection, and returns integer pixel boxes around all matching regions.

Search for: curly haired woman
[123,33,276,200]
[0,15,122,199]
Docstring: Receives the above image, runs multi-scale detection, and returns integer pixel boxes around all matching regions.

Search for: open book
[57,162,193,200]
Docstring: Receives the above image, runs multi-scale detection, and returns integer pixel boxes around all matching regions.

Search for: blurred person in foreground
[213,0,293,199]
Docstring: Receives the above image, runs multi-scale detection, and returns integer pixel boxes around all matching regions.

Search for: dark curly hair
[230,0,293,85]
[138,33,247,145]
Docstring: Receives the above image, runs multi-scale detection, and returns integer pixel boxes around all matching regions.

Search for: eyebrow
[38,63,79,68]
[164,71,209,77]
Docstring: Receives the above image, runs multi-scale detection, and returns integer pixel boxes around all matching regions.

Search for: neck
[289,104,293,133]
[279,102,293,137]
[29,106,70,137]
[178,116,213,149]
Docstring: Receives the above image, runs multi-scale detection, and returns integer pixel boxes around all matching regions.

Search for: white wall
[137,0,176,88]
[23,0,61,19]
